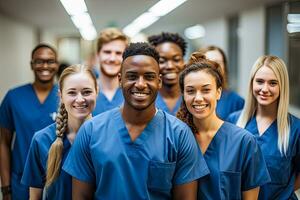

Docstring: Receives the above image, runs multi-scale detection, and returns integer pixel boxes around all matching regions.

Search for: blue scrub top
[92,87,124,115]
[198,122,270,199]
[216,89,244,120]
[228,111,300,200]
[63,108,209,200]
[21,123,72,200]
[0,84,59,200]
[155,93,182,116]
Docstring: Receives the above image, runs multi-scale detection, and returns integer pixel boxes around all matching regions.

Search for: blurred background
[0,0,300,198]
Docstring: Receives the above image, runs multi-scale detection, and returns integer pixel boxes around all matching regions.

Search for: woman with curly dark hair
[177,52,270,199]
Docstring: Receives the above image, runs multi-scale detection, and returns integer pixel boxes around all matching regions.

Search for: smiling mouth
[192,104,208,111]
[38,70,52,76]
[163,73,177,79]
[73,105,88,110]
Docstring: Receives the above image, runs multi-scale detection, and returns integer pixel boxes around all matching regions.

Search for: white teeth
[164,73,177,79]
[193,105,207,109]
[133,92,147,97]
[40,70,50,75]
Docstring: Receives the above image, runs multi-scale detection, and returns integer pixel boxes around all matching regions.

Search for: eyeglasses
[32,59,57,66]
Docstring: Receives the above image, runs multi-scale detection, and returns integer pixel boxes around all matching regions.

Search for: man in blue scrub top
[63,42,209,200]
[148,32,187,116]
[0,44,59,200]
[93,28,128,115]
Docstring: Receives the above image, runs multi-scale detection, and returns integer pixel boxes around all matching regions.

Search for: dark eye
[67,91,77,96]
[47,60,56,65]
[255,79,264,84]
[145,74,156,80]
[82,90,93,96]
[126,74,137,80]
[202,88,211,93]
[269,81,278,86]
[185,89,195,94]
[34,60,43,65]
[159,59,166,64]
[173,57,183,63]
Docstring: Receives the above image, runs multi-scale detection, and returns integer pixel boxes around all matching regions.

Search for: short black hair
[148,32,187,56]
[122,42,160,63]
[31,43,57,59]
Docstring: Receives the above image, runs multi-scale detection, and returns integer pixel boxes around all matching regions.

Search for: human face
[60,73,97,122]
[156,42,184,87]
[31,47,58,84]
[119,55,161,111]
[252,66,280,107]
[98,39,126,77]
[183,70,221,121]
[205,50,225,76]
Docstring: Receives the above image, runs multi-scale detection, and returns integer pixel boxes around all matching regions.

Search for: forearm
[294,173,300,191]
[0,136,11,186]
[242,187,259,200]
[29,187,42,200]
[172,181,198,200]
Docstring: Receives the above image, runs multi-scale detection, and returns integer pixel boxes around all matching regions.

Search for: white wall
[237,6,266,97]
[0,13,37,101]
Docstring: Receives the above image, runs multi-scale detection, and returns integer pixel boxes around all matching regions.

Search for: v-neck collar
[30,84,57,106]
[201,122,225,156]
[114,109,163,146]
[157,93,182,115]
[250,116,277,137]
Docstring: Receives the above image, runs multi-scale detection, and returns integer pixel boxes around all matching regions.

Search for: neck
[160,84,180,98]
[32,80,54,91]
[256,102,278,120]
[99,73,119,91]
[67,116,89,134]
[121,104,156,126]
[193,113,223,134]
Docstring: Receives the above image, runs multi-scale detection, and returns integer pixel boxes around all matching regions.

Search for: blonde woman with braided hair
[227,55,300,199]
[21,64,98,200]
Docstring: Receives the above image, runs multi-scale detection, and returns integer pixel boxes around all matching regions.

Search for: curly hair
[148,32,187,56]
[176,52,223,134]
[122,42,160,64]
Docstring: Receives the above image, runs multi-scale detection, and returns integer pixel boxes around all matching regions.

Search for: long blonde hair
[237,55,290,155]
[46,64,97,186]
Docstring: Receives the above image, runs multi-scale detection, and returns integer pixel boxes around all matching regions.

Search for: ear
[118,73,122,87]
[58,90,62,102]
[158,73,162,89]
[216,87,222,100]
[30,61,34,70]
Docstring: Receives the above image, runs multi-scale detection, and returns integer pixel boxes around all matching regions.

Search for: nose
[75,93,85,103]
[135,76,146,89]
[109,53,117,61]
[261,83,269,92]
[165,60,176,70]
[194,91,203,101]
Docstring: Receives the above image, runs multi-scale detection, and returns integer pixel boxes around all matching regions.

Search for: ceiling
[0,0,284,38]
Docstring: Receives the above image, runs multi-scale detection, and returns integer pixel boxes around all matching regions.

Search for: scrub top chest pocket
[264,155,291,185]
[148,160,176,191]
[220,171,242,200]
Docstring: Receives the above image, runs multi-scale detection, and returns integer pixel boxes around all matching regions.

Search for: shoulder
[32,123,57,144]
[222,122,255,142]
[227,110,242,123]
[4,84,31,98]
[161,110,190,130]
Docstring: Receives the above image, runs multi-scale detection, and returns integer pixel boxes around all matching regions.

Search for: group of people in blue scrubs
[1,27,300,200]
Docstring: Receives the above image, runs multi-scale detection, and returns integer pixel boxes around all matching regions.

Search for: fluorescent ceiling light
[60,0,88,16]
[287,14,300,23]
[132,12,159,30]
[287,23,300,33]
[79,26,97,40]
[71,13,93,29]
[149,0,187,17]
[123,24,142,38]
[184,24,205,39]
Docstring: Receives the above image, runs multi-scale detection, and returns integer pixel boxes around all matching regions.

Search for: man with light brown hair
[93,27,129,115]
